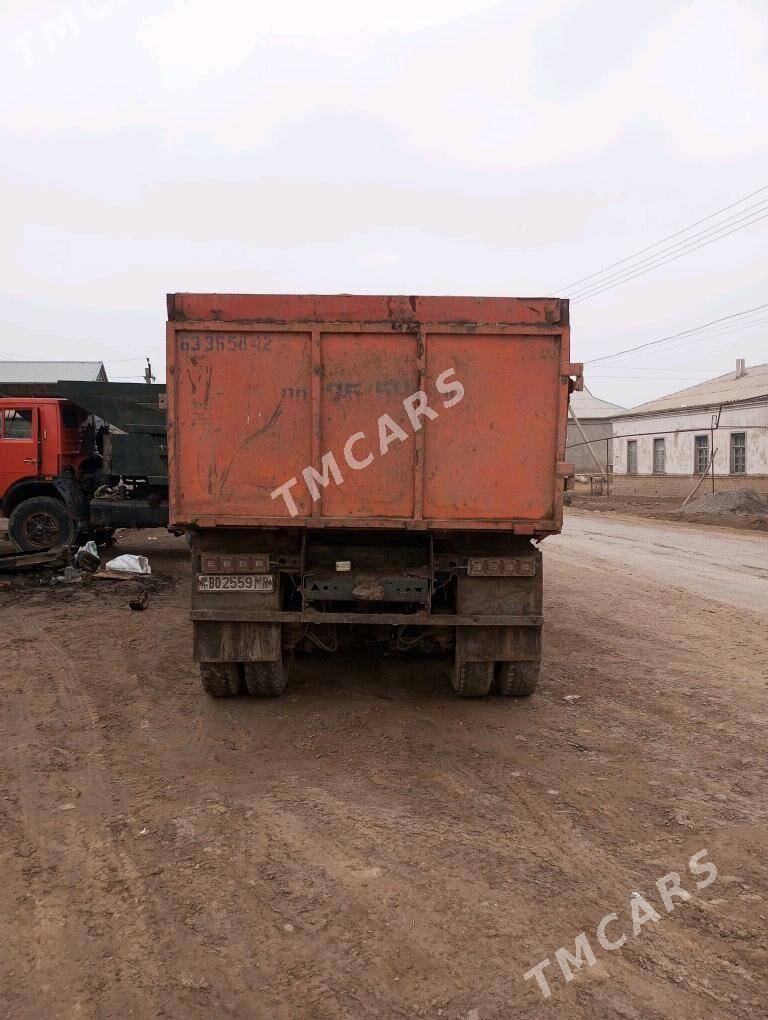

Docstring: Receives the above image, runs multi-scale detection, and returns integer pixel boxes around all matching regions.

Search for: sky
[1,0,766,408]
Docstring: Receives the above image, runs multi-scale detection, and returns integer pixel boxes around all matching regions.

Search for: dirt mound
[684,487,768,516]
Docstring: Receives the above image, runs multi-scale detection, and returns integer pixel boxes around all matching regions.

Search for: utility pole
[710,406,722,494]
[144,357,155,385]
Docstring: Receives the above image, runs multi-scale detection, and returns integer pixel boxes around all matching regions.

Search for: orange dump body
[167,294,577,537]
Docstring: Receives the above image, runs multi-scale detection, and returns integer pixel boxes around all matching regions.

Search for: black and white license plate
[197,574,274,593]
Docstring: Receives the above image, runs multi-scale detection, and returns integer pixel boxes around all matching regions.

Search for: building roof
[616,361,768,418]
[569,384,625,420]
[0,360,107,383]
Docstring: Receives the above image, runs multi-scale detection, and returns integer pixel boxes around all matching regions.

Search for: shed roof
[569,384,625,420]
[617,362,768,418]
[0,361,107,383]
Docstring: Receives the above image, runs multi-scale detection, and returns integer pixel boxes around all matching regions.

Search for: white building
[611,360,768,497]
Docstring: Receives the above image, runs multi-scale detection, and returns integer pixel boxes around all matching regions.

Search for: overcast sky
[1,0,766,407]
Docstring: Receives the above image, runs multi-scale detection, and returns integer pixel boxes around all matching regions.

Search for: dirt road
[550,510,768,613]
[1,513,766,1019]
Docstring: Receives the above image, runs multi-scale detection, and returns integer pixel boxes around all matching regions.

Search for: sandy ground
[1,512,766,1019]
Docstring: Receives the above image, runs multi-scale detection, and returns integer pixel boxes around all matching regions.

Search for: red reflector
[467,557,536,577]
[201,553,270,573]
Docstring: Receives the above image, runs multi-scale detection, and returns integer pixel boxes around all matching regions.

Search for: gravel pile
[684,488,768,516]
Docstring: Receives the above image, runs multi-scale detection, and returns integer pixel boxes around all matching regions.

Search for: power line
[571,208,768,303]
[588,370,717,377]
[583,303,768,366]
[103,356,154,364]
[569,197,768,297]
[594,313,768,368]
[557,182,768,292]
[589,334,768,369]
[569,202,768,301]
[588,374,728,381]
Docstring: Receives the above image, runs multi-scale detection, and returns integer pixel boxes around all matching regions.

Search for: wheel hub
[23,512,59,549]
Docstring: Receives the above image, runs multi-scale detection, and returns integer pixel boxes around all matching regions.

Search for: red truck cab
[1,383,170,554]
[0,398,88,550]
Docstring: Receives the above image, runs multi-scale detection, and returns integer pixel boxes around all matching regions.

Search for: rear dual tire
[452,661,495,698]
[199,660,288,698]
[452,659,540,698]
[199,662,244,698]
[494,660,540,697]
[244,661,288,698]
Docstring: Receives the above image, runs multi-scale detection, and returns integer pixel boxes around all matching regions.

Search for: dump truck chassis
[189,528,543,699]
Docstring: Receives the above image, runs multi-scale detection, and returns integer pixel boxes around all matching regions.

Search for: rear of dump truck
[167,293,581,699]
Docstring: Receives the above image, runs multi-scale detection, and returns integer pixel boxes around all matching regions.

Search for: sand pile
[684,488,768,516]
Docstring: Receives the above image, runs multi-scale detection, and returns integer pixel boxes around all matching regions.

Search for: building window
[2,409,33,439]
[694,434,709,475]
[730,432,746,474]
[626,440,638,474]
[652,437,665,474]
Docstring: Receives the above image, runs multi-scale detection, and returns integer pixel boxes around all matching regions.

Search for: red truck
[0,384,168,552]
[167,293,581,700]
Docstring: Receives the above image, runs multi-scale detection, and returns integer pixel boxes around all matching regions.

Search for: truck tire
[452,660,494,698]
[494,661,540,697]
[200,662,244,697]
[8,496,75,553]
[244,661,287,698]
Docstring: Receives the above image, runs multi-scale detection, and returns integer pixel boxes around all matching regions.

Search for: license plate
[197,574,274,593]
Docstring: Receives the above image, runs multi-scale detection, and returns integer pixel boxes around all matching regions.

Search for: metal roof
[616,362,768,418]
[569,384,625,420]
[0,360,107,383]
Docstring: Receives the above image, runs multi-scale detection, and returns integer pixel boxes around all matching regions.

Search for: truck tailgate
[167,294,575,533]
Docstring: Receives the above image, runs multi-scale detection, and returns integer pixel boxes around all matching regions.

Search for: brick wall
[607,474,768,498]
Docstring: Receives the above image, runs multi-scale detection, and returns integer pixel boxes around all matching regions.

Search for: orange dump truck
[167,293,581,699]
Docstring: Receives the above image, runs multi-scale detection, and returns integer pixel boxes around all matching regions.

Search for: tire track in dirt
[2,614,169,1017]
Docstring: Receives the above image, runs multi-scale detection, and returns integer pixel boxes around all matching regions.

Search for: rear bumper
[190,609,542,626]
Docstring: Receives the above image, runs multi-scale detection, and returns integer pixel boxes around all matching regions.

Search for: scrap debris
[73,541,100,573]
[129,591,149,612]
[0,545,70,574]
[105,554,152,574]
[0,541,155,603]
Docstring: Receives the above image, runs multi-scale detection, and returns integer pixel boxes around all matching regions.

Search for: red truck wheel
[8,496,75,553]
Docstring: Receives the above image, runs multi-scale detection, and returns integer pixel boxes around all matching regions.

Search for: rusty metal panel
[168,293,566,327]
[319,332,417,518]
[456,565,543,617]
[171,329,313,519]
[423,333,561,521]
[303,571,431,604]
[167,295,571,532]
